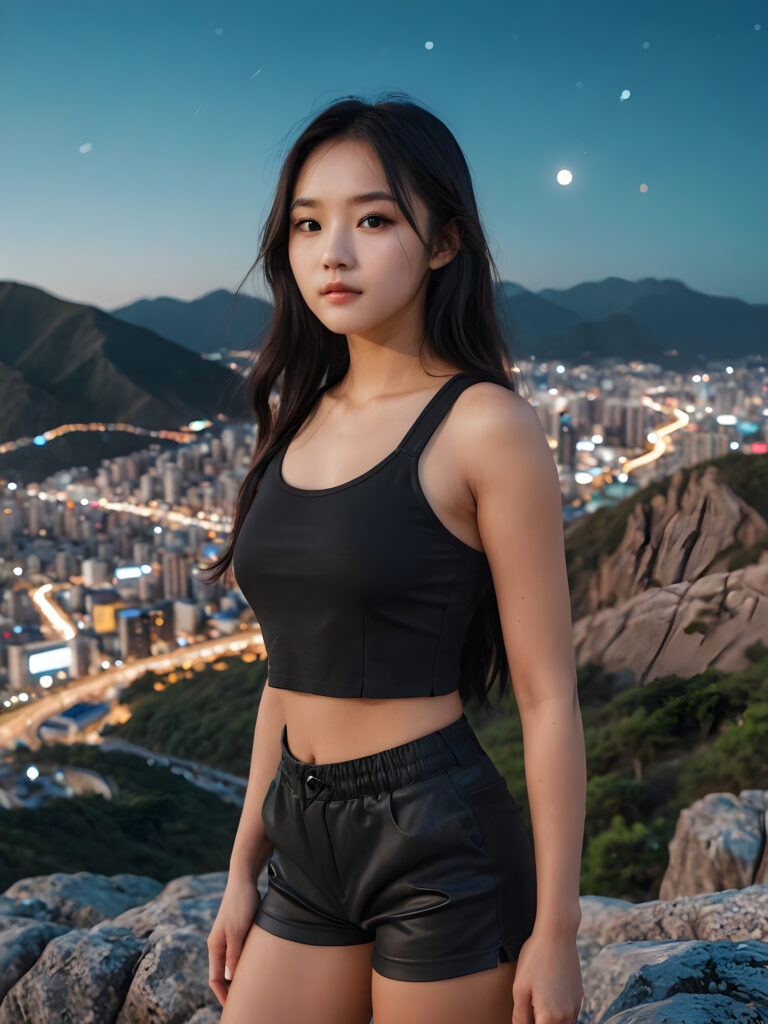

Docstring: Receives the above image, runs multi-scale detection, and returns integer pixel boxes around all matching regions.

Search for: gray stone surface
[661,791,768,897]
[578,939,768,1023]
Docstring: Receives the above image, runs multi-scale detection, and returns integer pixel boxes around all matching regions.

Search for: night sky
[2,0,765,309]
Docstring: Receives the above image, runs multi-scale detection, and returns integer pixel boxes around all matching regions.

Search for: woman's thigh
[372,959,517,1024]
[220,923,375,1024]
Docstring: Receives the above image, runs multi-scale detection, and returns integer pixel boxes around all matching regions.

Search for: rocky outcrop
[660,790,768,898]
[1,872,163,929]
[577,935,768,1023]
[573,552,768,684]
[576,886,768,1022]
[0,868,257,1024]
[2,793,768,1020]
[587,465,768,613]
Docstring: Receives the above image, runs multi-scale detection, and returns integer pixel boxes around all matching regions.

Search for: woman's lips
[323,290,360,303]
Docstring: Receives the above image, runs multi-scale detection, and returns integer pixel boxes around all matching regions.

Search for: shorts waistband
[278,712,486,800]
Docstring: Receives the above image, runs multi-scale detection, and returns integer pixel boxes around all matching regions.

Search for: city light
[31,584,77,641]
[114,566,143,581]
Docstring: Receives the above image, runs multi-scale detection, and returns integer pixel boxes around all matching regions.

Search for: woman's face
[287,138,437,339]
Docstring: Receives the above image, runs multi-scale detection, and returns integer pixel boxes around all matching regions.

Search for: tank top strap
[400,372,485,458]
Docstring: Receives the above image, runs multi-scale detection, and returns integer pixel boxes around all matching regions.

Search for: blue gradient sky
[1,0,765,310]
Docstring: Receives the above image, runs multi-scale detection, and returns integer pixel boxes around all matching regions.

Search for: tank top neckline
[275,371,475,498]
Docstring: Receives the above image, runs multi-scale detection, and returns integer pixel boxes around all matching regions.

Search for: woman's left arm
[462,382,586,1022]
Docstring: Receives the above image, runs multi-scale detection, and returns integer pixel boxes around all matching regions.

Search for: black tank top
[232,372,492,698]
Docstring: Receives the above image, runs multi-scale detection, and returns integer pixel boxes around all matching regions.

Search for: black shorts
[255,712,537,982]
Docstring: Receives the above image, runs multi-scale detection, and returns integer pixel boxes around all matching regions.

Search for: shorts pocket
[445,754,510,804]
[386,771,475,841]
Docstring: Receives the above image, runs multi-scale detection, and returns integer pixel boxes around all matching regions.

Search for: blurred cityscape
[1,332,767,807]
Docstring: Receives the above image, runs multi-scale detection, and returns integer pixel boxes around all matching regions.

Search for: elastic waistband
[279,712,486,800]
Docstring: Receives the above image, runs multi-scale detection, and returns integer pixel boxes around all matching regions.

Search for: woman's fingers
[207,930,230,1007]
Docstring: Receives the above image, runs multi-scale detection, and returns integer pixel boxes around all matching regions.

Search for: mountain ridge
[0,283,250,443]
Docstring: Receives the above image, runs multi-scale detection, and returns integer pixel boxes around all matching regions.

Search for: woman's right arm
[228,678,284,885]
[209,678,284,1006]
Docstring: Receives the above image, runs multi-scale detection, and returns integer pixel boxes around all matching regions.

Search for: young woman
[205,94,586,1024]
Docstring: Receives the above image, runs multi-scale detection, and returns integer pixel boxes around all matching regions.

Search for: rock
[575,896,636,966]
[0,895,53,922]
[577,885,768,952]
[601,991,766,1022]
[585,466,768,614]
[573,554,768,684]
[115,923,214,1024]
[106,872,230,941]
[0,923,144,1024]
[660,791,768,898]
[0,873,230,1024]
[0,918,71,1006]
[184,1008,221,1024]
[579,938,768,1024]
[1,871,164,928]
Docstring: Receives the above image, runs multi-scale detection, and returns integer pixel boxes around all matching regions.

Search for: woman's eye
[360,214,391,228]
[292,214,391,231]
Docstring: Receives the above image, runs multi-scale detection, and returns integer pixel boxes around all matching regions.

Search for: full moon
[557,169,573,185]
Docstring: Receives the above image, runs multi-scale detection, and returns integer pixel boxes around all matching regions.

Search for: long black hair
[205,91,526,711]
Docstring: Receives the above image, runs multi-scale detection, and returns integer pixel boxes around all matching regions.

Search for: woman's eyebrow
[290,190,397,213]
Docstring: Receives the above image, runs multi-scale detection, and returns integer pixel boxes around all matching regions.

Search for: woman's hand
[207,872,262,1008]
[511,930,584,1024]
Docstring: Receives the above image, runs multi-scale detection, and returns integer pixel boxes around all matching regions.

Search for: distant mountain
[110,288,273,356]
[497,279,678,367]
[0,282,249,443]
[113,278,767,371]
[534,277,768,365]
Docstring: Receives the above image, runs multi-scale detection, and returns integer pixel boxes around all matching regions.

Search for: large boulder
[579,939,768,1024]
[1,871,163,928]
[585,466,768,613]
[573,554,768,684]
[0,868,268,1023]
[660,790,768,898]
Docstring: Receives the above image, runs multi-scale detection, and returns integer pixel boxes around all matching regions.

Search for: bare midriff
[271,687,464,764]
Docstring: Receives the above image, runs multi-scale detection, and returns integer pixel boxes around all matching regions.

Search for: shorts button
[306,774,322,790]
